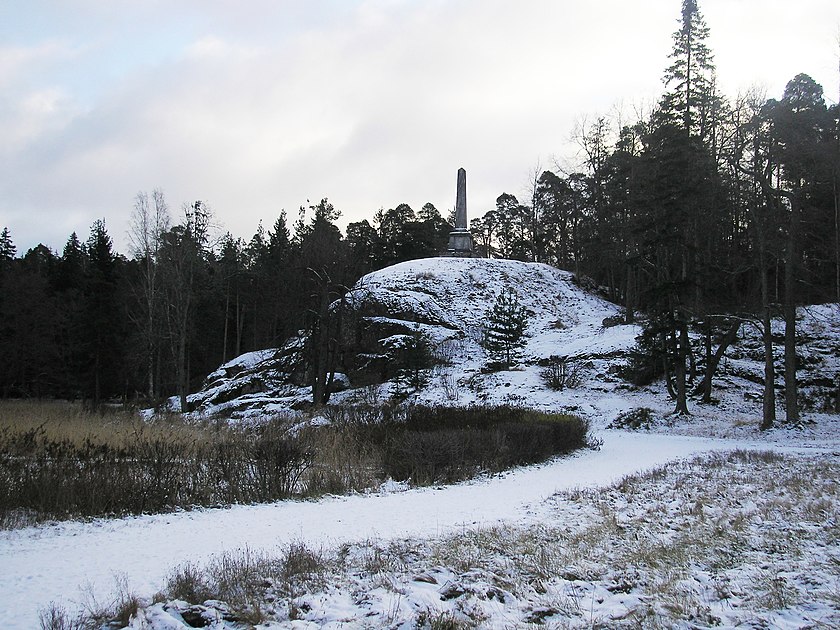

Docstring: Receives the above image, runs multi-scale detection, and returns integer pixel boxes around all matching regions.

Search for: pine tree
[482,289,528,369]
[660,0,720,143]
[84,219,123,406]
[0,227,15,263]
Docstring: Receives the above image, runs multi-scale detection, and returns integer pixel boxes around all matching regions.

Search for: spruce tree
[0,227,15,263]
[660,0,720,144]
[84,219,123,406]
[482,289,528,369]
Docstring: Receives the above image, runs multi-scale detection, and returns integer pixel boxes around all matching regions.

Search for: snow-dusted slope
[186,257,840,434]
[186,257,639,417]
[351,257,617,339]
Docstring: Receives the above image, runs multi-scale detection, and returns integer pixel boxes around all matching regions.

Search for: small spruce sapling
[482,289,528,369]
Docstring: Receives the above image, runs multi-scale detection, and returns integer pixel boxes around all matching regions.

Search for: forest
[0,1,838,428]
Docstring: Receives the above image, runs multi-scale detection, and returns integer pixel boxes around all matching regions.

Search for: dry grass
[2,400,591,528]
[0,399,206,447]
[38,574,142,630]
[355,449,840,628]
[0,400,312,526]
[50,450,840,628]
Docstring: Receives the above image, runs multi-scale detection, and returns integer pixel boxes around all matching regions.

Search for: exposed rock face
[187,257,625,415]
[185,257,840,421]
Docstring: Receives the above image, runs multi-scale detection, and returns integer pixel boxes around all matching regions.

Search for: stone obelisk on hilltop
[447,167,474,257]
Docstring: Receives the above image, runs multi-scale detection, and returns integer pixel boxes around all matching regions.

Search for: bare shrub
[38,603,82,630]
[159,544,327,624]
[540,355,585,390]
[357,383,382,405]
[112,575,142,627]
[438,371,461,402]
[416,609,477,629]
[165,561,214,604]
[206,547,281,623]
[1,401,588,526]
[432,339,465,365]
[0,409,314,525]
[279,542,326,598]
[300,423,382,495]
[71,576,142,629]
[382,406,589,485]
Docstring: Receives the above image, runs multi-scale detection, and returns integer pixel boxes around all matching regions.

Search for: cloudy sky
[2,0,838,255]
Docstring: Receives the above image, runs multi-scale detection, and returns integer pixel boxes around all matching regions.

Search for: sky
[2,0,839,255]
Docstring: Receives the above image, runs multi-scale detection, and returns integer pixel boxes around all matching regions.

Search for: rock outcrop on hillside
[185,257,840,424]
[186,257,631,416]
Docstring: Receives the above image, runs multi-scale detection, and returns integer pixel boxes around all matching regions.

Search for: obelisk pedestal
[447,167,474,257]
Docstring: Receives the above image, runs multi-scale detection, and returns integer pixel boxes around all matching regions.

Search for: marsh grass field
[0,400,589,528]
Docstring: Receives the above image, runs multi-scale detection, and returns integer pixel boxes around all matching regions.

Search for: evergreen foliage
[482,290,528,369]
[386,330,434,393]
[0,228,15,262]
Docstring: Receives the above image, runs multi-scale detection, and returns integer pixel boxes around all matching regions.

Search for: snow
[0,432,835,629]
[2,257,839,627]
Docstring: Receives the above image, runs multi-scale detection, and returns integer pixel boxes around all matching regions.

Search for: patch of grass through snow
[52,449,840,629]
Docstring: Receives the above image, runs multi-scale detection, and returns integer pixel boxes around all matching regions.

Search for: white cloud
[2,0,839,253]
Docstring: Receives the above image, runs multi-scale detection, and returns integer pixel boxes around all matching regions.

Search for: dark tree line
[469,0,839,425]
[0,197,451,409]
[1,0,837,422]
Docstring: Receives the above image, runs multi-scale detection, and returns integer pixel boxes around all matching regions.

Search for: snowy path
[0,431,811,628]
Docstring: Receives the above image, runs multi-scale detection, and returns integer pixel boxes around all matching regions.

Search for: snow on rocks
[185,257,632,418]
[182,256,839,437]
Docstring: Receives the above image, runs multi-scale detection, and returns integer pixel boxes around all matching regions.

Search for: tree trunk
[222,292,230,364]
[783,301,798,423]
[147,341,155,401]
[783,198,800,424]
[761,306,776,430]
[178,335,188,413]
[662,330,676,400]
[235,292,243,358]
[757,214,776,430]
[834,175,839,301]
[624,266,635,324]
[834,374,840,414]
[311,272,333,406]
[693,318,741,403]
[683,324,696,384]
[669,312,689,415]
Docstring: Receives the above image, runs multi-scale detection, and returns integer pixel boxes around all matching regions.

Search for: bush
[160,544,327,625]
[381,405,589,485]
[0,409,313,523]
[0,401,588,525]
[608,407,655,430]
[540,356,585,391]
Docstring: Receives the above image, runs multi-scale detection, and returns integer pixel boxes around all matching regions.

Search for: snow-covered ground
[1,430,837,629]
[184,258,839,439]
[3,257,839,627]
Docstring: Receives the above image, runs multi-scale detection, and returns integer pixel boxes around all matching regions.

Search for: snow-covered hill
[186,256,840,438]
[186,257,638,418]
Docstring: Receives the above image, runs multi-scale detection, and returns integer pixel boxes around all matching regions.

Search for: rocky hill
[185,257,840,432]
[186,257,635,416]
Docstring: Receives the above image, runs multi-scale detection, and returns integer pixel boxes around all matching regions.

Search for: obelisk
[455,167,467,230]
[447,167,474,256]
